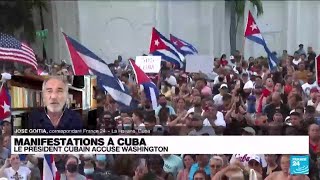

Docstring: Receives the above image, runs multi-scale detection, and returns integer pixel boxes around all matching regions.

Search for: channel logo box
[290,155,309,175]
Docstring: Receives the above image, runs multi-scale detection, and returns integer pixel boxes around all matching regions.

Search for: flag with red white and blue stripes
[170,34,198,56]
[43,154,59,180]
[149,27,184,69]
[62,32,138,112]
[244,11,278,71]
[129,59,159,109]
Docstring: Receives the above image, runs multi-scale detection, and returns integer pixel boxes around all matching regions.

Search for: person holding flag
[244,11,278,71]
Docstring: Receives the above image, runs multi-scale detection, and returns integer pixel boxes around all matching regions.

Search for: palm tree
[0,0,47,43]
[228,0,263,55]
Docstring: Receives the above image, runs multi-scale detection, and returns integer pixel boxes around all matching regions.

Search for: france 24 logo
[290,155,309,175]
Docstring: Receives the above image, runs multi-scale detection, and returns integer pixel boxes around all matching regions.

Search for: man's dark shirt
[28,108,83,135]
[264,103,290,122]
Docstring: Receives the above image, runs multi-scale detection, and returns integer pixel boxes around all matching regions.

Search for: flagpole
[242,0,249,61]
[0,81,5,92]
[60,28,76,75]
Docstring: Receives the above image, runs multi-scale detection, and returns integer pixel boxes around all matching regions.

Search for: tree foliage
[0,0,47,42]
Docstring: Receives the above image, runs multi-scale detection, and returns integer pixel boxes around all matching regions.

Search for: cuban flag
[170,34,198,56]
[244,11,278,71]
[0,84,11,121]
[62,32,138,111]
[37,67,48,75]
[43,155,60,180]
[149,27,184,69]
[129,59,159,109]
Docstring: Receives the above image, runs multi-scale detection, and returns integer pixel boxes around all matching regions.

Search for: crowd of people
[0,44,318,179]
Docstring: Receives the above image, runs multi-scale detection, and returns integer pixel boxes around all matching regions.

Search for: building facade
[32,0,320,64]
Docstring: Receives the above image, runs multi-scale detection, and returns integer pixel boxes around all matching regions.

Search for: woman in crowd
[60,155,86,180]
[193,170,209,180]
[177,155,195,180]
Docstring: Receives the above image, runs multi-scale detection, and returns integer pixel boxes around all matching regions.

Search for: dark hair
[305,106,316,114]
[133,110,144,120]
[147,155,164,167]
[121,72,129,79]
[222,93,232,101]
[144,114,156,123]
[66,155,79,165]
[113,155,136,177]
[159,94,166,99]
[193,170,209,180]
[220,54,226,60]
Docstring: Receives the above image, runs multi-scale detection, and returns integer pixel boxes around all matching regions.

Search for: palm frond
[235,0,246,18]
[249,0,264,16]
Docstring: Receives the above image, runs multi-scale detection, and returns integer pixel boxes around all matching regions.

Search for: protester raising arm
[0,159,9,178]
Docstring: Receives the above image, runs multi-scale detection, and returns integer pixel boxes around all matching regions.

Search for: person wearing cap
[229,154,267,169]
[213,84,228,106]
[228,55,236,68]
[247,155,263,178]
[307,88,320,112]
[297,44,306,56]
[28,76,83,134]
[242,73,254,94]
[286,111,307,135]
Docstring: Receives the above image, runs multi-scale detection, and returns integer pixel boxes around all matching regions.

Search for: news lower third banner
[11,136,309,154]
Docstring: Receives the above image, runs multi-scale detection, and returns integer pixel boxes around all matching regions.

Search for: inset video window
[9,75,98,135]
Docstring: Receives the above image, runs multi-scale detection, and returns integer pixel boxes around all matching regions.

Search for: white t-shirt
[244,80,254,90]
[187,107,226,127]
[203,111,226,127]
[162,155,184,177]
[302,82,319,96]
[165,76,177,86]
[213,94,223,106]
[213,76,227,85]
[230,154,267,168]
[4,166,31,180]
[292,59,302,66]
[307,100,320,112]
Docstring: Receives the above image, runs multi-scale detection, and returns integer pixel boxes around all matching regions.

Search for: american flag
[0,33,37,70]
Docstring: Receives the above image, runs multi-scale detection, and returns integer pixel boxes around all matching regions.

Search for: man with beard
[29,76,83,134]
